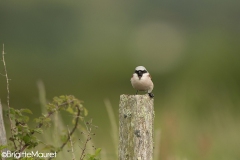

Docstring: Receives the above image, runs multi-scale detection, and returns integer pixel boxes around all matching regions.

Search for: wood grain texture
[119,94,154,160]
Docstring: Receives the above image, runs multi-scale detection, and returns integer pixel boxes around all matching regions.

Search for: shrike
[131,66,154,98]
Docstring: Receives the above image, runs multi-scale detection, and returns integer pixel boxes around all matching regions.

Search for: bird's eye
[142,70,147,73]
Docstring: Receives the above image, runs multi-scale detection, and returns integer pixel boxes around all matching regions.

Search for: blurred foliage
[1,0,240,160]
[1,95,101,160]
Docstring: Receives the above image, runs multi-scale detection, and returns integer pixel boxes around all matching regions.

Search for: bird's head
[135,66,148,80]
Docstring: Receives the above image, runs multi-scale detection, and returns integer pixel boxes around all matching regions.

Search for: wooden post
[119,94,154,160]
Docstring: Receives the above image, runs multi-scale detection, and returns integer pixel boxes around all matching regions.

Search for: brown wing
[148,74,152,80]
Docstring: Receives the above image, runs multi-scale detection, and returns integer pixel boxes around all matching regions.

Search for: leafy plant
[1,47,101,160]
[85,148,102,160]
[1,96,101,160]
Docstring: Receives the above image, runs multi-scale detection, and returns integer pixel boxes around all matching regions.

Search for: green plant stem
[48,105,81,160]
[19,101,74,153]
[58,106,80,152]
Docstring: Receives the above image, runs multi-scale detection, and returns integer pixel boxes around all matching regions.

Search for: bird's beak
[137,71,143,79]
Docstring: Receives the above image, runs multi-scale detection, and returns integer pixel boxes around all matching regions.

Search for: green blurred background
[1,0,240,160]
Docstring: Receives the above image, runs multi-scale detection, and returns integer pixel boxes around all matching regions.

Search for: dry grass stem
[67,125,76,160]
[104,99,118,157]
[1,44,16,149]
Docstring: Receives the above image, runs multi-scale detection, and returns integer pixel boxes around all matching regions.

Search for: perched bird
[130,66,154,98]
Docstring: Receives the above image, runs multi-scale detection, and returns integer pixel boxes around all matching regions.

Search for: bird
[130,66,154,98]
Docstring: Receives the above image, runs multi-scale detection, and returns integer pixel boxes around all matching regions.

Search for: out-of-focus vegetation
[1,0,240,160]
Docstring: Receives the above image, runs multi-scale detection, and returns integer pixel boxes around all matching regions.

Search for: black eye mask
[135,70,148,79]
[135,70,147,74]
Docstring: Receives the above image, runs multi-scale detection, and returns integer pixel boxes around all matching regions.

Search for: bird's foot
[148,92,154,98]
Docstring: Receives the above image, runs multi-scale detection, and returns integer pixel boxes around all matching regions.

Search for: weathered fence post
[119,94,154,160]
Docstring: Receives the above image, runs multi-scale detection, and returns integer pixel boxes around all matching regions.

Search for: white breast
[130,73,153,92]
